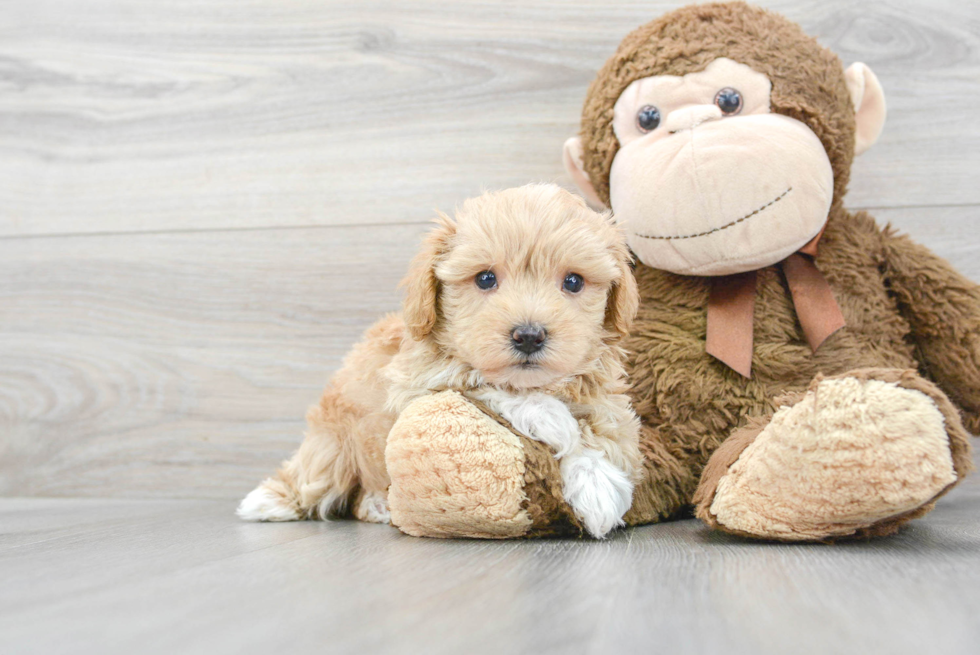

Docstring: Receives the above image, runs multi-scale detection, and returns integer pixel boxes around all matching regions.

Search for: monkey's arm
[881,227,980,433]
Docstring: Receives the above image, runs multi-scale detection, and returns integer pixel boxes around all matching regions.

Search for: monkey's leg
[693,368,974,541]
[384,391,695,538]
[384,390,574,538]
[622,423,702,527]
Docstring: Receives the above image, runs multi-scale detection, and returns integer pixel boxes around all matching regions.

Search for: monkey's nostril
[511,324,547,355]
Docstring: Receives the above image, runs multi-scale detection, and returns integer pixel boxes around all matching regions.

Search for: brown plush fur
[578,2,980,533]
[620,207,980,529]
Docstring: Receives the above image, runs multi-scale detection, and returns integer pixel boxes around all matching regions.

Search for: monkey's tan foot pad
[694,369,974,542]
[386,391,582,539]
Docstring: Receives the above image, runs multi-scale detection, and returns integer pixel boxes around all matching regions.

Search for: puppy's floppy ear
[401,212,456,341]
[604,240,639,340]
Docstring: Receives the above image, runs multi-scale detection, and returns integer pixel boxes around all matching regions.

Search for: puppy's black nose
[512,324,547,355]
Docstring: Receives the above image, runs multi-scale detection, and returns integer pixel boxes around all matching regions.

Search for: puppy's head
[403,184,638,389]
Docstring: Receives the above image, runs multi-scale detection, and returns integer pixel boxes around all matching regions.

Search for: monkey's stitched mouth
[634,187,792,241]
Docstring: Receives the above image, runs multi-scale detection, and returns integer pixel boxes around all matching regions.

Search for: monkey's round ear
[844,63,887,156]
[563,137,607,209]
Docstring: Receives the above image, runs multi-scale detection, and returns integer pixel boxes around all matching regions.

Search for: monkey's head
[564,2,886,276]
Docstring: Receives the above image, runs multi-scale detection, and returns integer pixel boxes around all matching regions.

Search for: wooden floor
[3,458,980,655]
[3,1,980,653]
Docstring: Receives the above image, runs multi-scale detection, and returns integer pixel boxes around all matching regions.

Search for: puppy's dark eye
[714,87,743,115]
[562,273,584,293]
[475,270,497,290]
[636,105,661,132]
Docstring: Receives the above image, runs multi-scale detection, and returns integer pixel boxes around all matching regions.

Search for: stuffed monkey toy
[382,1,979,540]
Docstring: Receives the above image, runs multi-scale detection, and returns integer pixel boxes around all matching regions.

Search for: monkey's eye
[636,105,661,132]
[714,87,743,115]
[475,270,497,290]
[562,273,584,293]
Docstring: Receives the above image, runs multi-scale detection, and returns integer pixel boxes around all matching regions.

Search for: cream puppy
[238,184,641,538]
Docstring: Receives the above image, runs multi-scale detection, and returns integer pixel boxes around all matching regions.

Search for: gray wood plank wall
[2,0,978,499]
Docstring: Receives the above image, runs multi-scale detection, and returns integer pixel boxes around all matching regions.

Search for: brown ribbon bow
[705,233,845,378]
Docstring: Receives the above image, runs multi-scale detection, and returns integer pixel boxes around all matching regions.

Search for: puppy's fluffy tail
[237,395,360,522]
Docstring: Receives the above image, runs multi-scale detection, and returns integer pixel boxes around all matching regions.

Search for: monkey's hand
[881,225,980,434]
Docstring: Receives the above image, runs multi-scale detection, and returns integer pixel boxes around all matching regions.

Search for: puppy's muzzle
[512,324,547,355]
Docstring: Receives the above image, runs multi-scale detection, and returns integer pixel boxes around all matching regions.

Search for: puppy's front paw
[493,392,580,458]
[354,490,391,524]
[560,449,633,539]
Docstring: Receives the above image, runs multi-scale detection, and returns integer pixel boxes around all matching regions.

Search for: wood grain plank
[0,222,428,498]
[1,0,978,237]
[0,205,976,499]
[1,475,978,655]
